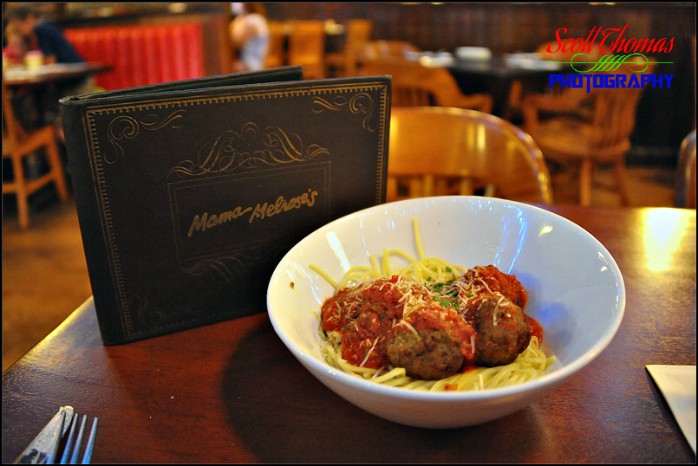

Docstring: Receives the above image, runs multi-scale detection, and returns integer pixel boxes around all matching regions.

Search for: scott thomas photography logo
[546,24,674,93]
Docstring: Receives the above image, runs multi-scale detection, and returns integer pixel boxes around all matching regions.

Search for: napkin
[646,365,696,454]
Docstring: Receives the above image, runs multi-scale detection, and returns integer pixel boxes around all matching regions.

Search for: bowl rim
[267,196,626,401]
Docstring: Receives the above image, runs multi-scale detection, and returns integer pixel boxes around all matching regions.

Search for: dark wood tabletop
[2,205,695,463]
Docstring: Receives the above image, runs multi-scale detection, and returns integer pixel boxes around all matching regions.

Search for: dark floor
[2,164,679,372]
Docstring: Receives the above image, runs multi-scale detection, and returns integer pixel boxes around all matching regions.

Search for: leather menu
[60,67,391,344]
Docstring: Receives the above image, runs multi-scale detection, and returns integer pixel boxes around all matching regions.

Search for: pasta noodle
[312,218,556,392]
[322,335,551,391]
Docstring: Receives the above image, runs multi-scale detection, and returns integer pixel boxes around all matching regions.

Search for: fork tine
[59,414,80,464]
[80,418,98,464]
[68,415,87,464]
[58,413,98,464]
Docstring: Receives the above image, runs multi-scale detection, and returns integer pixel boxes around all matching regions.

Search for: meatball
[473,265,528,308]
[321,276,434,369]
[474,294,531,366]
[321,276,432,334]
[386,305,476,380]
[456,265,529,323]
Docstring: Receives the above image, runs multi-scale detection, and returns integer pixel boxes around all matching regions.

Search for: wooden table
[2,205,695,463]
[2,62,112,88]
[3,62,112,132]
[447,55,560,117]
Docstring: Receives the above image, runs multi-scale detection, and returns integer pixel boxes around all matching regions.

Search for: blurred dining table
[2,204,695,463]
[3,62,113,132]
[2,62,112,88]
[446,53,562,117]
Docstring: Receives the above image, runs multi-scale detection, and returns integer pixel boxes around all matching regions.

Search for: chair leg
[408,177,422,198]
[458,178,474,196]
[3,131,70,228]
[579,159,593,206]
[387,176,398,202]
[423,175,435,197]
[612,160,631,206]
[9,153,31,229]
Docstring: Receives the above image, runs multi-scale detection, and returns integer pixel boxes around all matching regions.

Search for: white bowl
[267,196,625,428]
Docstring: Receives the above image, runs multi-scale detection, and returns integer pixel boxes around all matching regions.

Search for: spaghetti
[311,218,556,392]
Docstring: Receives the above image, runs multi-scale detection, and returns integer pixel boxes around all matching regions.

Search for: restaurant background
[2,2,696,371]
[6,1,695,164]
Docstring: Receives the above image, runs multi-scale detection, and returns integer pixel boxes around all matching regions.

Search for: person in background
[2,23,27,66]
[3,20,41,133]
[5,4,92,141]
[229,2,269,72]
[5,4,84,65]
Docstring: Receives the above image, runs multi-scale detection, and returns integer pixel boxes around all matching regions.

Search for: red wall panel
[65,23,206,90]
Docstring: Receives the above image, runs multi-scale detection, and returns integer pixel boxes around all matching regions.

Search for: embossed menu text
[60,68,391,344]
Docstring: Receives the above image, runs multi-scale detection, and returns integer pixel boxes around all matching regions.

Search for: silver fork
[58,413,98,464]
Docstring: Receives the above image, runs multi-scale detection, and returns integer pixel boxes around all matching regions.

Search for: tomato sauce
[525,315,544,342]
[320,266,544,374]
[465,265,528,308]
[321,276,415,368]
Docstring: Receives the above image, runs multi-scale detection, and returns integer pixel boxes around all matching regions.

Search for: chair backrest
[536,41,602,64]
[587,86,644,150]
[523,57,656,156]
[265,21,288,68]
[388,106,554,204]
[345,19,373,56]
[1,83,28,147]
[360,40,420,62]
[360,59,433,105]
[586,59,656,151]
[676,129,696,208]
[340,19,373,75]
[511,41,603,122]
[360,58,492,113]
[287,20,325,78]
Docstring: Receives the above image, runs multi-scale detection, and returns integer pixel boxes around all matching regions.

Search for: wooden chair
[360,40,420,62]
[522,59,655,206]
[387,106,554,204]
[675,129,696,209]
[264,21,288,68]
[505,42,602,122]
[287,20,325,79]
[325,19,373,77]
[2,84,69,229]
[360,58,493,114]
[536,41,602,64]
